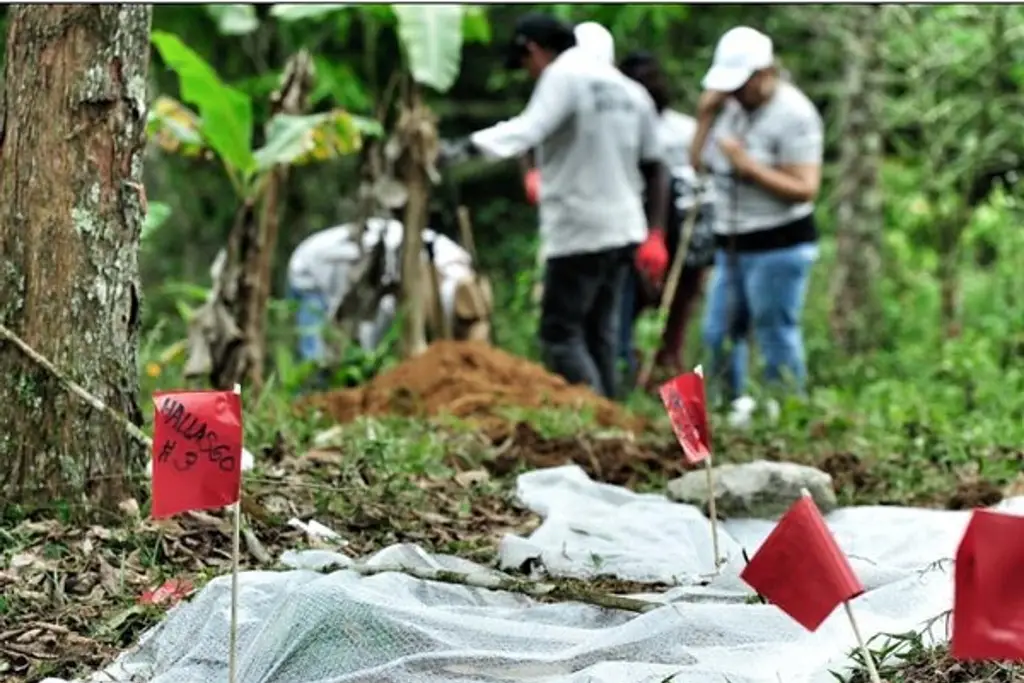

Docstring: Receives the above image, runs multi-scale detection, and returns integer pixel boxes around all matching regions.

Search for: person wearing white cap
[689,26,824,405]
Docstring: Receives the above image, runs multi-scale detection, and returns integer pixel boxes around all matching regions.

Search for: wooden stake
[638,200,702,389]
[228,383,242,683]
[455,205,496,343]
[456,206,477,262]
[704,455,721,569]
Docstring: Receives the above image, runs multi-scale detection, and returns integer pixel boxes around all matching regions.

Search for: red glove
[636,227,669,287]
[524,168,540,206]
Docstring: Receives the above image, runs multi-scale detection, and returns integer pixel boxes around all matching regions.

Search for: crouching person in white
[286,217,492,389]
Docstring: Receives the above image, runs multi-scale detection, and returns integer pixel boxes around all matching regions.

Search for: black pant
[540,245,635,399]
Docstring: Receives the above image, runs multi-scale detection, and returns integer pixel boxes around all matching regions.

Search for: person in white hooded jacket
[440,15,668,400]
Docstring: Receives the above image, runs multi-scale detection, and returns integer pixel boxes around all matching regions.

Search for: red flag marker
[952,509,1024,661]
[151,389,243,519]
[660,366,721,569]
[741,495,864,632]
[659,369,711,466]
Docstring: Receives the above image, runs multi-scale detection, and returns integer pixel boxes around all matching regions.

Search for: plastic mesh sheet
[50,465,1021,683]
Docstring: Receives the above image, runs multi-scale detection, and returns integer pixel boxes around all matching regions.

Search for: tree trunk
[398,85,432,357]
[185,52,315,394]
[936,9,1005,341]
[0,5,152,507]
[243,51,316,393]
[938,243,962,338]
[829,5,884,353]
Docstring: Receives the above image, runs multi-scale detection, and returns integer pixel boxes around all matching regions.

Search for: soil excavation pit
[306,340,647,437]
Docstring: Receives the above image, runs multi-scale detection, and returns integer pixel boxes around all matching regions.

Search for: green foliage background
[2,4,1022,491]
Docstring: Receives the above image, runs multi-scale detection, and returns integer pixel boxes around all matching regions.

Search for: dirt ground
[0,449,539,683]
[478,421,687,488]
[4,341,1015,681]
[849,640,1019,683]
[301,342,1012,512]
[303,340,647,436]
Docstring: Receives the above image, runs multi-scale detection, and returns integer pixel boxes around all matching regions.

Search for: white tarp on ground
[49,464,1022,683]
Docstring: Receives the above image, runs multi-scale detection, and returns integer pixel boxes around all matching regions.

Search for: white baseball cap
[701,26,774,93]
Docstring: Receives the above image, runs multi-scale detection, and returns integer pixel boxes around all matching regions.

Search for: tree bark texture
[0,5,152,507]
[398,86,432,358]
[829,5,884,353]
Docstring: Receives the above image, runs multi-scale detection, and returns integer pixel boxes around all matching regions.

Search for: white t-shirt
[704,82,824,235]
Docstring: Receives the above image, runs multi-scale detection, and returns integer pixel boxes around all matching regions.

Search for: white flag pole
[843,602,884,683]
[228,383,242,683]
[694,365,721,569]
[704,456,720,568]
[797,489,881,683]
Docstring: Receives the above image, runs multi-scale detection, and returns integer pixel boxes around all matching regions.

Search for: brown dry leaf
[454,469,490,488]
[19,520,59,536]
[119,498,141,517]
[8,551,38,571]
[1004,472,1024,498]
[187,510,226,528]
[305,449,345,466]
[97,557,121,598]
[260,494,293,518]
[8,551,55,574]
[418,511,451,526]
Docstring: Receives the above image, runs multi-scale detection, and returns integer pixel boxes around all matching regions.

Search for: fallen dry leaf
[454,469,490,488]
[119,498,141,517]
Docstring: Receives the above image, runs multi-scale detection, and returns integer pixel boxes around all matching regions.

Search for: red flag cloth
[658,371,711,465]
[740,496,864,631]
[151,390,243,519]
[952,509,1024,660]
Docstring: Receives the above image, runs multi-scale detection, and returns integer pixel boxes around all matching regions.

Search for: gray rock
[666,460,837,519]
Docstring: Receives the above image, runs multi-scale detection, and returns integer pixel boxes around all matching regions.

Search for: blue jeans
[701,242,818,400]
[288,285,329,365]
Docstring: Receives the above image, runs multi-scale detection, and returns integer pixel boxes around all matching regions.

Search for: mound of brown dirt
[482,421,685,488]
[304,341,646,434]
